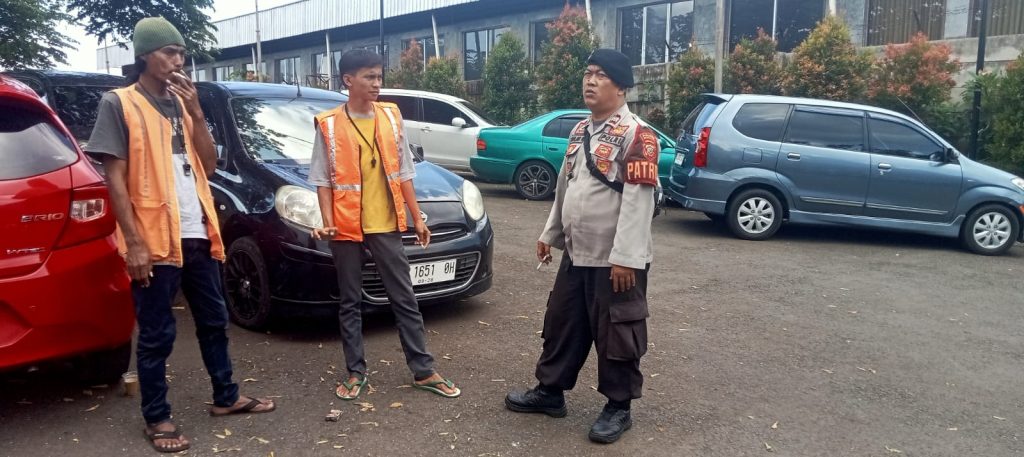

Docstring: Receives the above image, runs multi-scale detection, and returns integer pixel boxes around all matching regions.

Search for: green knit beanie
[133,17,186,57]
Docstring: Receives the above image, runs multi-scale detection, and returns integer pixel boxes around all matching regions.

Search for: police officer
[505,49,658,444]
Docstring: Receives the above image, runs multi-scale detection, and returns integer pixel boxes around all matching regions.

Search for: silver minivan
[666,94,1024,255]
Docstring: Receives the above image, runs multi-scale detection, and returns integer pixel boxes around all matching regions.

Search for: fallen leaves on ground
[84,404,99,412]
[243,378,258,382]
[771,421,779,429]
[390,402,403,408]
[885,446,903,454]
[764,442,774,452]
[478,321,491,326]
[354,402,375,412]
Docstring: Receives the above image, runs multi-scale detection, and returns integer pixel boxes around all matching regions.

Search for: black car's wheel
[223,237,273,330]
[961,204,1019,255]
[726,189,783,241]
[514,160,556,200]
[76,341,131,385]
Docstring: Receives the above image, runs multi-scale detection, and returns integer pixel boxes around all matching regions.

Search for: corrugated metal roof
[97,0,479,67]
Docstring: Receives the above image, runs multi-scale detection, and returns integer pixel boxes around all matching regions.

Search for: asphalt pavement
[2,182,1023,456]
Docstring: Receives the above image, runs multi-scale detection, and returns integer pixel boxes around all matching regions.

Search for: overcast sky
[56,0,296,72]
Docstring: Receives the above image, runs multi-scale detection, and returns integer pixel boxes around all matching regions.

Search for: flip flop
[335,375,368,401]
[144,423,190,453]
[413,378,461,398]
[209,397,276,416]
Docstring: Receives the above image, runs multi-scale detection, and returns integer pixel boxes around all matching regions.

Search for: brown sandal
[144,423,190,453]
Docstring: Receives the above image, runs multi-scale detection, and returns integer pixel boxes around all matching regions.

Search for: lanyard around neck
[344,104,380,168]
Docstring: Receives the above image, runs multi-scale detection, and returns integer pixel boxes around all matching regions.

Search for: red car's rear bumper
[0,235,134,370]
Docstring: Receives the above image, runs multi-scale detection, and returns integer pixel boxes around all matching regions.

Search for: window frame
[401,35,446,67]
[865,112,946,161]
[462,26,510,80]
[619,1,695,66]
[275,56,301,84]
[214,65,235,81]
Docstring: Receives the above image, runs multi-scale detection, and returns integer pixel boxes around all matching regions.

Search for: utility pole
[255,0,263,82]
[969,0,988,159]
[585,0,592,24]
[714,0,725,92]
[380,0,386,86]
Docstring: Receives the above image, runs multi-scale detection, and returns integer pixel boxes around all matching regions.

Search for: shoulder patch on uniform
[625,126,659,186]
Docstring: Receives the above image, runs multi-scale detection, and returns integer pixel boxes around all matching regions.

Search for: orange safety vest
[314,102,408,242]
[112,85,225,265]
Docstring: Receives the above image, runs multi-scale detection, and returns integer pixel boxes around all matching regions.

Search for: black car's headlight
[275,185,323,229]
[462,180,485,221]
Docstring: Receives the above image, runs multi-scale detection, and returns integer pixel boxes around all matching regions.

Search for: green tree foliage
[0,0,77,69]
[422,56,466,98]
[483,33,531,125]
[388,39,423,90]
[971,55,1024,173]
[726,29,783,95]
[784,15,872,101]
[534,4,598,111]
[665,46,714,132]
[67,0,218,61]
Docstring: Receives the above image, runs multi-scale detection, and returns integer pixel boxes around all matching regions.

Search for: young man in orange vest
[309,50,460,400]
[87,17,275,453]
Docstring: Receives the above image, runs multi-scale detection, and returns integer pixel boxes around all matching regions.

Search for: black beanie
[586,48,634,89]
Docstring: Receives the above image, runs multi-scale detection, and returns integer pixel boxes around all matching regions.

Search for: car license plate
[409,259,458,286]
[674,152,685,165]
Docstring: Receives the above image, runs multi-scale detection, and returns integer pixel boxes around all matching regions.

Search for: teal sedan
[470,109,677,200]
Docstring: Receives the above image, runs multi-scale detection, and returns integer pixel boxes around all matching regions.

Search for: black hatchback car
[2,69,126,145]
[194,82,494,329]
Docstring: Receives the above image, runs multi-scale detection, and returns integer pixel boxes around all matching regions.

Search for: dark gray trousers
[330,232,435,379]
[535,253,649,403]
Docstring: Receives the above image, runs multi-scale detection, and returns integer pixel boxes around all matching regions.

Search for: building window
[971,0,1024,37]
[193,69,208,82]
[729,0,824,52]
[214,65,235,81]
[620,2,694,66]
[463,26,510,80]
[402,35,445,66]
[531,20,553,64]
[866,0,945,45]
[276,57,300,84]
[312,50,343,75]
[245,62,267,81]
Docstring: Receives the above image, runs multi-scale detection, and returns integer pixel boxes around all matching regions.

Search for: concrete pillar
[837,0,868,46]
[944,0,972,39]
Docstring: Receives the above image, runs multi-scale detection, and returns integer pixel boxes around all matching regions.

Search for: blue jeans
[132,238,239,425]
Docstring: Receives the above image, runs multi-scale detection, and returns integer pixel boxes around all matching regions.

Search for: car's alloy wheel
[726,189,783,241]
[514,161,556,200]
[962,204,1018,255]
[224,237,273,329]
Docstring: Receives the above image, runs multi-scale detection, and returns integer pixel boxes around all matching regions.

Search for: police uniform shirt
[538,103,658,269]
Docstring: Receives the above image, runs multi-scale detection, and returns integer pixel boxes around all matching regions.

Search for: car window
[732,103,790,142]
[52,85,115,142]
[422,98,473,127]
[785,110,865,151]
[379,95,421,122]
[868,118,944,160]
[542,118,564,138]
[680,99,723,137]
[0,104,78,180]
[560,117,585,138]
[458,100,498,125]
[9,76,45,96]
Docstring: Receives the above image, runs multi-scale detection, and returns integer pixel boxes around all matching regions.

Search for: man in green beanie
[86,17,276,453]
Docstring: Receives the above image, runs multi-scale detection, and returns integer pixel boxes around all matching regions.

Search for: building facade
[97,0,1023,99]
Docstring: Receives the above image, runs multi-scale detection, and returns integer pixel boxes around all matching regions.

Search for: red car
[0,75,134,383]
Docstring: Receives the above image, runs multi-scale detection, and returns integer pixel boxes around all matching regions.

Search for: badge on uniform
[566,143,581,156]
[641,131,659,160]
[596,158,611,174]
[625,127,660,186]
[610,125,628,136]
[594,143,613,159]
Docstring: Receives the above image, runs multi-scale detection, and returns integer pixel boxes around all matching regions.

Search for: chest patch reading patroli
[625,127,659,186]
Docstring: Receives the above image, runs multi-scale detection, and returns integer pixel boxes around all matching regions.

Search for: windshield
[231,97,341,163]
[458,100,500,126]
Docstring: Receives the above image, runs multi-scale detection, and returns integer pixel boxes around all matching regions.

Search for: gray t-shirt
[308,108,417,187]
[87,89,208,240]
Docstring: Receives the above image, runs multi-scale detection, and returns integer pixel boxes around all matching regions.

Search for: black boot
[588,403,632,443]
[504,385,567,418]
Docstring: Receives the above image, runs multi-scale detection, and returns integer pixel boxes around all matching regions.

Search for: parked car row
[666,94,1024,256]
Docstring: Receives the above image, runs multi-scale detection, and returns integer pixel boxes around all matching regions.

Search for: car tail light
[476,138,486,151]
[55,184,115,248]
[694,127,711,168]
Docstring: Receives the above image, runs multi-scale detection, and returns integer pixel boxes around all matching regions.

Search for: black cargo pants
[534,253,649,403]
